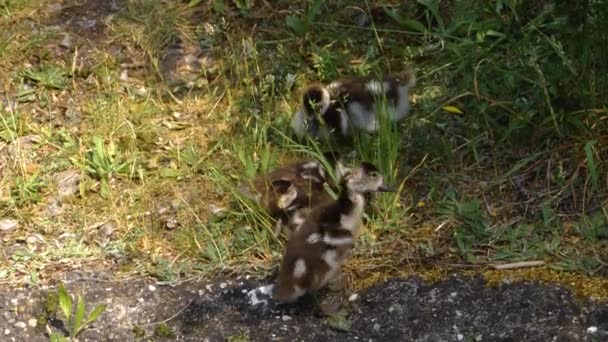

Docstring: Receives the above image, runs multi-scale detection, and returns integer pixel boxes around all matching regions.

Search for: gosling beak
[377,183,396,192]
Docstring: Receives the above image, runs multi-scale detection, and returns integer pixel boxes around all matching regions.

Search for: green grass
[0,0,606,296]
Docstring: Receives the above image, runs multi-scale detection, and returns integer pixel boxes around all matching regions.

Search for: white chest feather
[340,193,365,234]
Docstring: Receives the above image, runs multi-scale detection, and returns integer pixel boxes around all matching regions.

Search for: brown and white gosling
[272,162,394,303]
[238,152,347,233]
[291,69,416,139]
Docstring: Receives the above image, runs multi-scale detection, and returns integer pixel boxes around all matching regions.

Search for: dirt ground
[1,274,606,341]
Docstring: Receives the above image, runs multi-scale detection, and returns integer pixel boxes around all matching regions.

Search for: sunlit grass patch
[0,0,606,289]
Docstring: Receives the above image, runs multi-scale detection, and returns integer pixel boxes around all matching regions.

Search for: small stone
[457,334,464,341]
[0,219,18,232]
[47,199,63,216]
[3,329,9,335]
[55,169,80,198]
[13,321,26,329]
[205,284,213,293]
[164,217,178,230]
[208,204,226,218]
[25,235,38,245]
[3,311,12,320]
[10,299,18,306]
[135,86,148,96]
[148,285,156,292]
[241,289,247,294]
[475,335,483,341]
[184,54,197,65]
[450,292,457,298]
[64,105,81,122]
[587,327,598,334]
[348,293,358,302]
[281,315,292,321]
[100,222,116,237]
[219,282,227,289]
[27,318,37,328]
[120,69,128,81]
[59,33,72,49]
[373,323,381,331]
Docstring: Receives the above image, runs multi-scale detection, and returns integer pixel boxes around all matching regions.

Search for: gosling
[273,162,394,303]
[292,69,416,139]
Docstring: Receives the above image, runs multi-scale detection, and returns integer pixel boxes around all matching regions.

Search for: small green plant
[575,213,608,241]
[227,329,250,342]
[285,0,324,35]
[22,64,68,90]
[154,322,174,338]
[11,174,45,207]
[132,325,146,338]
[0,111,25,142]
[51,283,106,341]
[437,193,492,261]
[72,136,129,198]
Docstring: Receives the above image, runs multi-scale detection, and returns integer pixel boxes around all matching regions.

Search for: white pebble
[450,292,457,298]
[373,323,381,331]
[13,322,26,329]
[348,293,359,302]
[10,299,18,306]
[219,282,227,289]
[241,289,248,294]
[4,329,9,335]
[148,285,156,292]
[27,318,37,328]
[457,334,464,341]
[205,284,213,293]
[281,315,292,321]
[137,298,144,303]
[587,326,598,334]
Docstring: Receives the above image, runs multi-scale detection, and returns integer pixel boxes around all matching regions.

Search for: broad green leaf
[286,15,306,35]
[86,304,107,325]
[73,295,86,337]
[584,140,598,191]
[383,8,426,33]
[442,105,464,114]
[158,168,182,179]
[100,179,111,198]
[58,284,72,320]
[50,332,69,342]
[212,0,226,12]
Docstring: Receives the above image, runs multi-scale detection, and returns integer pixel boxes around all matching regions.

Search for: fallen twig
[141,299,193,327]
[493,260,545,270]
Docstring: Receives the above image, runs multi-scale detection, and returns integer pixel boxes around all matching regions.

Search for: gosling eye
[369,171,380,178]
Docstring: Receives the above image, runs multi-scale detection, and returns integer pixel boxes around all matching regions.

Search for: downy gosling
[292,69,416,139]
[238,152,346,233]
[272,162,394,303]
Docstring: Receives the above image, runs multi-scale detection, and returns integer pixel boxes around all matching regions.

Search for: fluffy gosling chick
[238,152,346,230]
[292,69,416,139]
[272,162,394,303]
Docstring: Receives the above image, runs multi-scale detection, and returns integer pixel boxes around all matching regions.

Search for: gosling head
[292,85,331,138]
[344,162,395,194]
